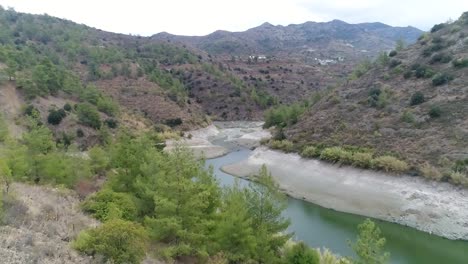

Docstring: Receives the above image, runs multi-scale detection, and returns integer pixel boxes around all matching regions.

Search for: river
[201,123,468,264]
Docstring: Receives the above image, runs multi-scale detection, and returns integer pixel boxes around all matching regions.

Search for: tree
[245,165,291,263]
[76,103,101,129]
[73,219,148,264]
[82,189,138,222]
[47,108,67,125]
[22,124,55,182]
[349,219,390,264]
[144,146,220,258]
[214,182,257,262]
[284,242,320,264]
[5,58,17,81]
[0,159,12,193]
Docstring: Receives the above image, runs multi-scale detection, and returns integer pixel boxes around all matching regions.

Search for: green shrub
[452,58,468,68]
[410,91,425,106]
[301,146,320,158]
[430,53,452,64]
[350,152,374,169]
[432,73,453,86]
[47,109,67,125]
[401,110,415,123]
[0,113,8,142]
[76,128,84,138]
[105,118,118,129]
[431,23,446,33]
[450,171,468,187]
[82,189,138,222]
[73,219,148,264]
[388,59,401,68]
[388,50,397,57]
[97,97,119,117]
[77,103,101,129]
[269,140,294,152]
[420,163,442,181]
[428,105,442,118]
[372,156,409,173]
[63,103,72,112]
[284,242,320,264]
[320,147,352,164]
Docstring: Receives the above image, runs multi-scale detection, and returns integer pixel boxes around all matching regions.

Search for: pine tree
[350,219,390,264]
[145,145,220,257]
[214,182,257,262]
[245,165,291,263]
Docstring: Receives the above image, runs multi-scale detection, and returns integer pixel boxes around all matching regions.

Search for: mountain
[152,20,423,62]
[279,12,468,183]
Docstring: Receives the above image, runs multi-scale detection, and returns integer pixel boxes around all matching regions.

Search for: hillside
[152,20,422,62]
[279,12,468,183]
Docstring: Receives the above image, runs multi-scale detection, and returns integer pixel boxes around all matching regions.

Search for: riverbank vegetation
[267,140,409,173]
[0,116,390,263]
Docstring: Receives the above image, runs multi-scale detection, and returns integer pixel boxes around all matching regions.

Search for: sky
[1,0,468,36]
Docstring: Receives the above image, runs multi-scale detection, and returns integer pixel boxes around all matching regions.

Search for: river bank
[180,122,468,241]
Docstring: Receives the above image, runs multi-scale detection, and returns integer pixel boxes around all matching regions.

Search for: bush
[428,105,442,118]
[165,118,183,127]
[77,103,101,129]
[430,53,452,64]
[401,110,415,123]
[388,50,397,57]
[432,73,453,86]
[97,97,119,116]
[301,146,320,158]
[452,58,468,68]
[388,59,401,68]
[410,91,425,106]
[269,140,294,152]
[63,103,72,112]
[350,152,374,169]
[320,147,352,164]
[76,128,85,138]
[372,156,409,173]
[73,219,148,264]
[420,163,442,180]
[105,118,118,129]
[284,242,320,264]
[47,109,67,125]
[82,189,138,221]
[431,23,446,33]
[450,171,468,187]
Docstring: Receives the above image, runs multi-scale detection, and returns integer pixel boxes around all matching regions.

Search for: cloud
[1,0,467,35]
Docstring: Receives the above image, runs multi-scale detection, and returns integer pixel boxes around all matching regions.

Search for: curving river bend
[174,121,468,264]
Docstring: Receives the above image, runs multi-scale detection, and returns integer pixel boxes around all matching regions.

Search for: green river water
[205,148,468,264]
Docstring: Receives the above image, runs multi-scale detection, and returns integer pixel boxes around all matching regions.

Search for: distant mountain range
[152,20,423,60]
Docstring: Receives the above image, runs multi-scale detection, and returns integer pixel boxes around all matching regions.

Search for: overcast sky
[1,0,468,36]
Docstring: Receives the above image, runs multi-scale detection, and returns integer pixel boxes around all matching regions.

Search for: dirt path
[0,82,25,138]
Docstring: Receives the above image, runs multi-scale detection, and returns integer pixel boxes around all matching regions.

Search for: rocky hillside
[284,12,468,182]
[153,20,422,62]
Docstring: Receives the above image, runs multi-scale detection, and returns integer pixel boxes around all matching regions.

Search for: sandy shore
[222,147,468,241]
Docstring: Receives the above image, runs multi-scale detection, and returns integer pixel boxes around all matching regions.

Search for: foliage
[0,113,8,142]
[47,108,67,125]
[372,156,409,173]
[76,103,101,129]
[63,102,72,111]
[349,219,390,264]
[82,189,138,221]
[350,60,371,79]
[410,91,425,106]
[431,23,446,32]
[428,105,442,118]
[350,152,374,169]
[269,140,295,153]
[452,58,468,68]
[264,101,308,128]
[144,146,220,258]
[388,50,397,57]
[432,72,453,86]
[301,146,320,158]
[96,96,119,117]
[73,219,149,264]
[284,242,320,264]
[429,53,452,64]
[320,147,352,163]
[401,110,415,123]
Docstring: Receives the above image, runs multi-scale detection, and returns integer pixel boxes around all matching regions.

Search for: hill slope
[152,20,422,61]
[283,13,468,182]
